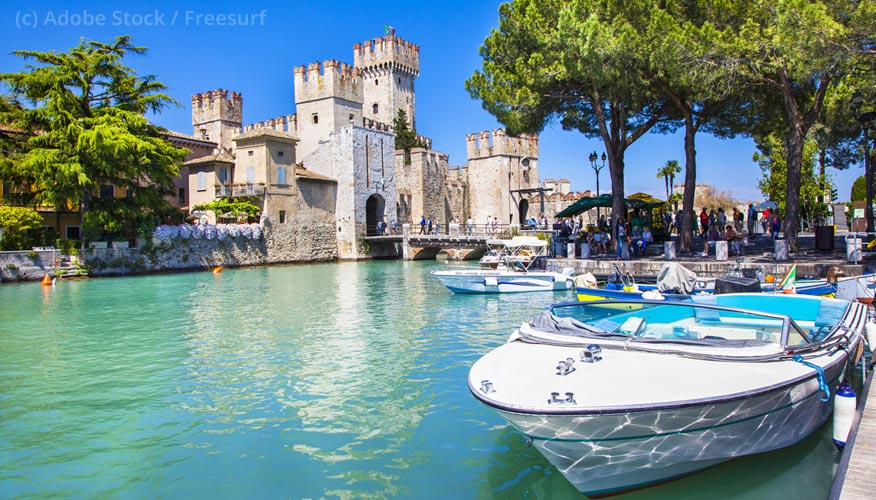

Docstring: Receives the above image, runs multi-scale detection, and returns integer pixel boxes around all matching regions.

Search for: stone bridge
[364,224,493,260]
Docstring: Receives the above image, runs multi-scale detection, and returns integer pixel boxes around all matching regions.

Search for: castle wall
[395,148,448,226]
[302,126,396,260]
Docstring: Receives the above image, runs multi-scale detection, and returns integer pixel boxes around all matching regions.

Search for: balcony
[215,183,265,198]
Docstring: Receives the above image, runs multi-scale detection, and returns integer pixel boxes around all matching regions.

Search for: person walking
[419,216,426,235]
[616,217,628,259]
[699,208,709,237]
[467,216,473,235]
[769,214,782,240]
[746,204,756,236]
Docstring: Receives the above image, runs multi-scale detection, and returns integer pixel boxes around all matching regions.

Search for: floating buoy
[866,322,876,353]
[833,382,856,449]
[41,274,52,286]
[641,290,665,301]
[213,266,223,274]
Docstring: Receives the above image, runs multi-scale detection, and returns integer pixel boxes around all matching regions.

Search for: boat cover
[656,263,698,294]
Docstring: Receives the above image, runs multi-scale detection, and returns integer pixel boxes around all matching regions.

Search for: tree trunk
[784,131,805,253]
[680,115,697,253]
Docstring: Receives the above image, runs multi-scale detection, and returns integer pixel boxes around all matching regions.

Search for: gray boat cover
[656,263,698,294]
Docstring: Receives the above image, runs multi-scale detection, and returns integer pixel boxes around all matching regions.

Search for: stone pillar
[715,241,728,261]
[402,223,412,260]
[663,241,676,260]
[567,242,576,259]
[774,239,789,261]
[581,243,591,259]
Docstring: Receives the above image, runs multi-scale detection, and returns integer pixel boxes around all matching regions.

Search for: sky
[0,0,864,203]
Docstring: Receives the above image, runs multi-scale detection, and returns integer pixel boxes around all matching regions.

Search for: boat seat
[688,325,765,341]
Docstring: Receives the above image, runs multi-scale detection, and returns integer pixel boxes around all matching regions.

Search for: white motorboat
[469,293,869,496]
[432,256,574,293]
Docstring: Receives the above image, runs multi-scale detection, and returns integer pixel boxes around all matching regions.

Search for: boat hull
[486,367,841,497]
[432,270,572,293]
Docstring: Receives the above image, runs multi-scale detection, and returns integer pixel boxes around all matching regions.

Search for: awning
[556,193,666,218]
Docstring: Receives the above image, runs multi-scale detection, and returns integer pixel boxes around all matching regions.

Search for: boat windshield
[544,300,817,347]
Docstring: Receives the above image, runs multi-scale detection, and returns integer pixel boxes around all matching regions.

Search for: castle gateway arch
[365,194,385,236]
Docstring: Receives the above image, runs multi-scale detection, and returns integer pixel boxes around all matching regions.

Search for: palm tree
[656,160,682,201]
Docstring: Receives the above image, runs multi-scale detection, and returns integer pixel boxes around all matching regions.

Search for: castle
[169,35,542,260]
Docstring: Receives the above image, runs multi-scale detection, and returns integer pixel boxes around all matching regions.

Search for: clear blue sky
[0,0,862,203]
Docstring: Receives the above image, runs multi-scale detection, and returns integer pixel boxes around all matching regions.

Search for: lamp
[851,91,876,235]
[589,151,606,223]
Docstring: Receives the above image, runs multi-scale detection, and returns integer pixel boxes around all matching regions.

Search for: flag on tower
[384,24,396,36]
[778,263,796,293]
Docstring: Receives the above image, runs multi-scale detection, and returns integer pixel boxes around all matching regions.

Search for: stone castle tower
[354,36,419,129]
[191,89,243,152]
[293,60,364,160]
[465,129,539,226]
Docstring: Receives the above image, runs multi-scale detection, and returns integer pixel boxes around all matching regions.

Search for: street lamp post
[589,151,606,225]
[851,91,876,235]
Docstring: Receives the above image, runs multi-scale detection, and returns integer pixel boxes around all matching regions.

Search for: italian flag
[779,263,796,293]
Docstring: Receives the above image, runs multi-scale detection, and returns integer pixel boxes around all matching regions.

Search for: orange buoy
[213,266,223,274]
[41,274,52,286]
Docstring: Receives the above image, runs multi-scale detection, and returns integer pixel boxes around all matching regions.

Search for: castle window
[312,113,319,124]
[277,167,287,185]
[246,167,255,183]
[279,210,286,224]
[99,184,114,199]
[278,151,284,157]
[219,168,228,183]
[375,79,378,85]
[349,114,354,123]
[248,150,254,156]
[196,172,206,191]
[372,103,379,114]
[397,77,401,85]
[178,188,185,204]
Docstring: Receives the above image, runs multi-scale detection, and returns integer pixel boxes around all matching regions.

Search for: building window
[279,210,286,224]
[375,79,378,85]
[246,167,255,183]
[277,167,287,185]
[197,171,206,191]
[178,188,186,204]
[219,167,228,184]
[99,184,114,199]
[247,150,254,156]
[372,103,379,114]
[278,151,284,157]
[66,226,81,240]
[125,188,134,198]
[349,114,354,123]
[312,113,319,124]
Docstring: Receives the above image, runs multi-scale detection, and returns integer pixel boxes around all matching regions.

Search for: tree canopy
[0,35,187,241]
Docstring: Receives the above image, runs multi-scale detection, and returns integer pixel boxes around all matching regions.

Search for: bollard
[715,241,729,261]
[774,239,789,261]
[846,237,862,263]
[567,242,576,259]
[663,241,676,260]
[581,243,591,259]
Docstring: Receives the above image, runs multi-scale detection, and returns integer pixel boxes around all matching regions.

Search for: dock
[831,370,876,499]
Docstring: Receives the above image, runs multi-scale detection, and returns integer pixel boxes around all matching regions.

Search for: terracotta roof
[295,165,336,182]
[165,130,217,147]
[234,128,298,142]
[184,153,235,166]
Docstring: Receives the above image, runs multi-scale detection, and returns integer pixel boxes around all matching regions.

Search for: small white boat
[469,293,868,496]
[432,256,574,294]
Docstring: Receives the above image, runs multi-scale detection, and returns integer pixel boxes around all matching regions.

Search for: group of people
[418,216,441,235]
[376,218,397,236]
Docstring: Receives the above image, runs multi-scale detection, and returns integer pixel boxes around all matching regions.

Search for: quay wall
[0,221,337,282]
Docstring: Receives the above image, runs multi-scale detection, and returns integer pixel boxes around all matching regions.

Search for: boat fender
[641,291,665,301]
[865,322,876,353]
[833,383,856,449]
[483,277,498,287]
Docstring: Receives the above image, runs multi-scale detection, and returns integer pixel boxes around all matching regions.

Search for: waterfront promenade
[554,230,873,279]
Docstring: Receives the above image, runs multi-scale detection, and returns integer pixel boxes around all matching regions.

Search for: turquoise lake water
[0,261,842,499]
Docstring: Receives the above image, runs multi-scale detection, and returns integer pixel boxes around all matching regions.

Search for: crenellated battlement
[293,59,363,104]
[353,35,420,75]
[362,118,432,149]
[242,114,298,135]
[192,89,243,126]
[465,129,539,160]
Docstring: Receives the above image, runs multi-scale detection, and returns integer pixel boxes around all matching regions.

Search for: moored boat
[432,255,574,293]
[468,293,869,496]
